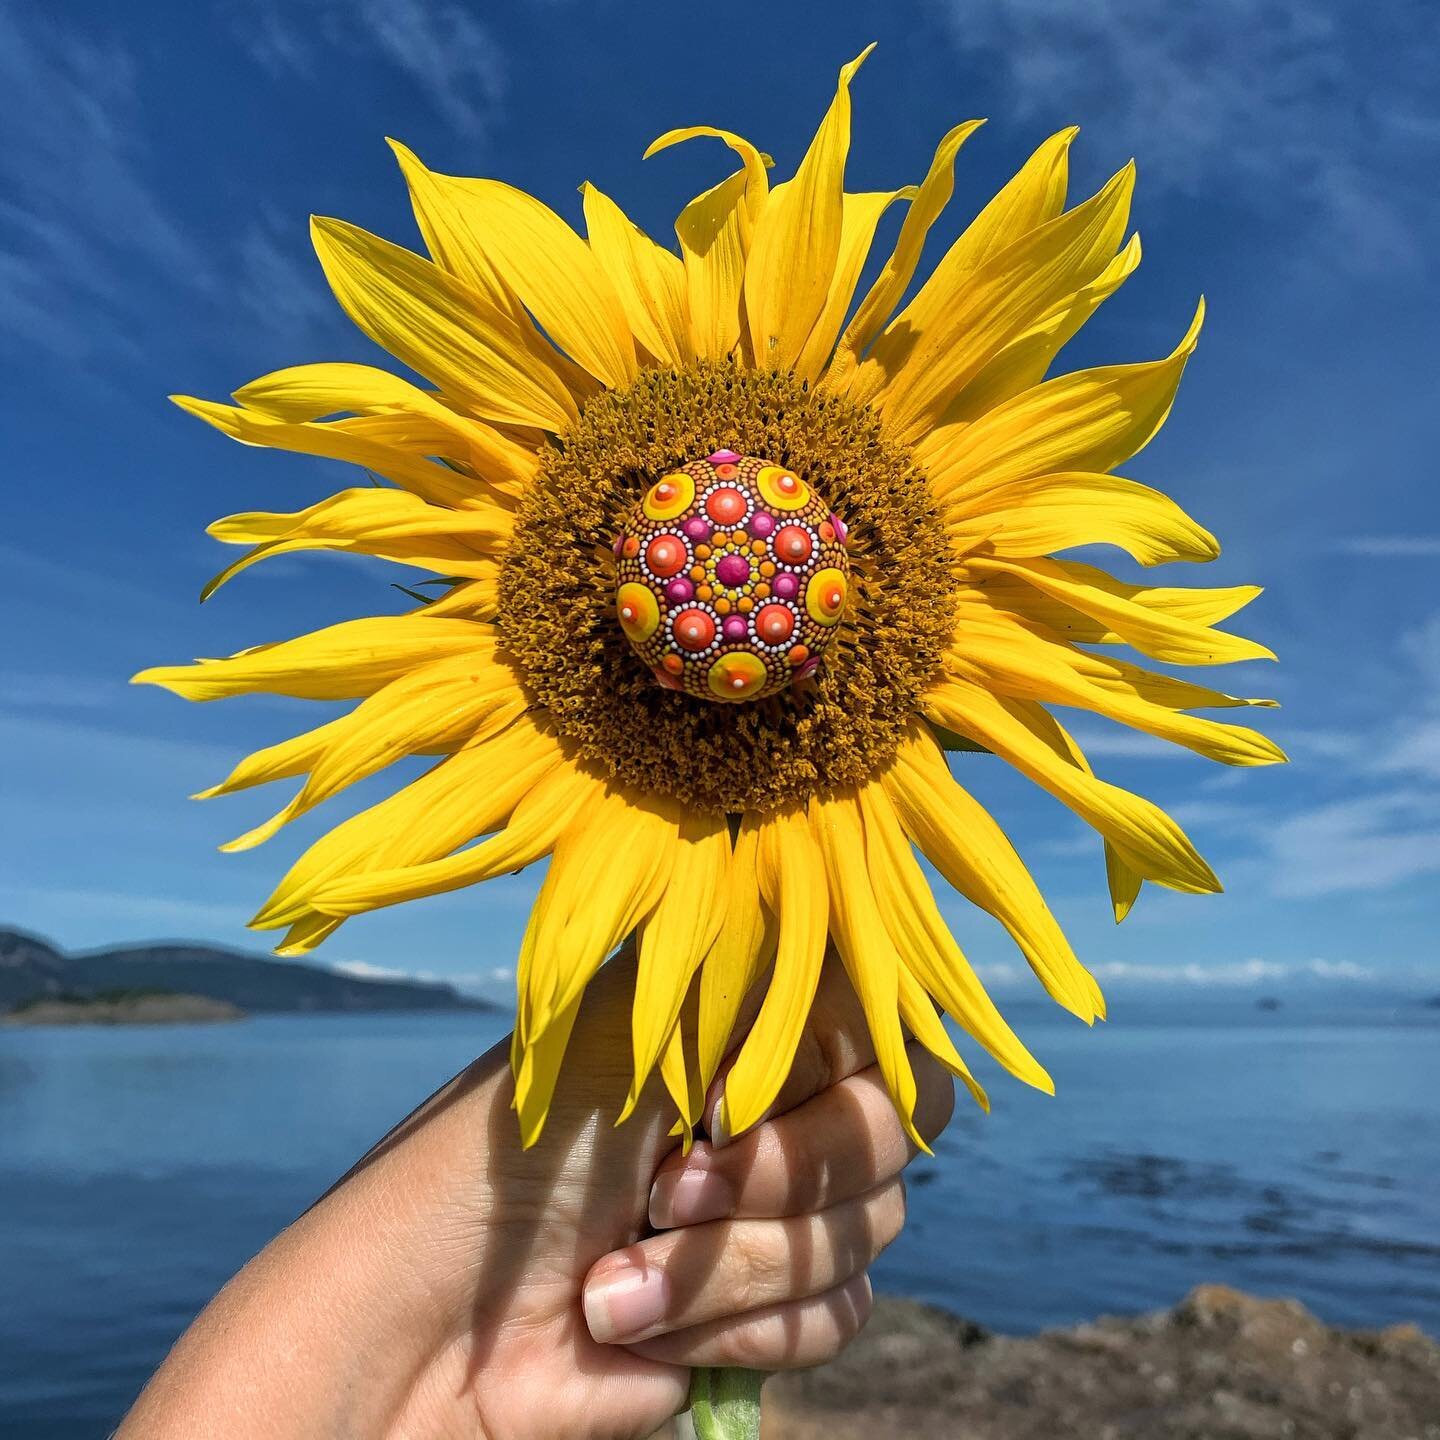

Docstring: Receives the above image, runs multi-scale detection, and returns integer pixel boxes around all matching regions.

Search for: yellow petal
[251,713,563,936]
[1106,841,1144,924]
[883,722,1101,1022]
[794,186,913,385]
[310,215,581,431]
[513,981,583,1150]
[219,650,526,852]
[919,300,1205,504]
[193,716,349,800]
[673,168,750,360]
[827,119,986,386]
[959,565,1264,644]
[945,469,1218,568]
[314,758,605,920]
[623,810,730,1118]
[942,232,1143,425]
[201,488,513,601]
[744,45,873,371]
[837,126,1077,409]
[696,815,774,1091]
[580,182,692,367]
[645,126,771,229]
[809,792,922,1149]
[855,782,1053,1092]
[945,615,1287,765]
[924,681,1221,894]
[389,142,637,389]
[417,573,500,620]
[518,787,676,1043]
[895,963,989,1113]
[720,807,828,1138]
[229,362,539,497]
[132,616,490,702]
[871,162,1135,444]
[966,556,1275,665]
[172,396,486,511]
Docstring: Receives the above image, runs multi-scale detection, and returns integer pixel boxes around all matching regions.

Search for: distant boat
[1255,996,1282,1011]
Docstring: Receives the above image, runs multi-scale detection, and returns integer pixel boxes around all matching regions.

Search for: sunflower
[135,47,1284,1150]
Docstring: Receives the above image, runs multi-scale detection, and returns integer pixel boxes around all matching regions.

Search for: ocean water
[2,995,1437,1437]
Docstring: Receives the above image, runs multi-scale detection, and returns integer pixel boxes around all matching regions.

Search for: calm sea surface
[2,996,1437,1437]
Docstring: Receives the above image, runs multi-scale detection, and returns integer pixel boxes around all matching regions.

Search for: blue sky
[2,0,1437,1002]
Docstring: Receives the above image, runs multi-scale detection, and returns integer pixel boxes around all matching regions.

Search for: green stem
[684,1365,766,1440]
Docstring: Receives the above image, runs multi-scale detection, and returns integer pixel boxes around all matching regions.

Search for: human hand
[118,947,954,1440]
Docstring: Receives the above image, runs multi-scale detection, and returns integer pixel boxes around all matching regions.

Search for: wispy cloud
[234,0,507,140]
[932,0,1440,270]
[0,9,209,365]
[977,956,1371,988]
[1334,536,1440,558]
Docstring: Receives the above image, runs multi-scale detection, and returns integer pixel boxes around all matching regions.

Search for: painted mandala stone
[614,452,851,702]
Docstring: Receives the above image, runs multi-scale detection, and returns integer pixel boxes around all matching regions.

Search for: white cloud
[1335,536,1440,558]
[234,0,507,140]
[976,956,1370,988]
[0,884,251,933]
[932,0,1439,270]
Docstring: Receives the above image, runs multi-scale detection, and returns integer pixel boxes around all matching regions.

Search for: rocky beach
[765,1286,1440,1439]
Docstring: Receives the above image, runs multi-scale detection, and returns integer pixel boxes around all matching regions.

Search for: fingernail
[583,1259,671,1344]
[649,1163,734,1229]
[708,1089,731,1149]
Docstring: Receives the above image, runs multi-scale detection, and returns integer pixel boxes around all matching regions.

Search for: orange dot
[787,644,810,666]
[759,561,776,578]
[754,582,771,599]
[622,536,640,558]
[737,596,754,613]
[695,544,712,560]
[751,540,767,556]
[819,521,836,543]
[705,487,747,525]
[662,654,684,675]
[646,535,686,578]
[715,596,732,615]
[689,565,705,581]
[715,462,738,479]
[775,525,812,564]
[696,584,713,601]
[758,604,796,645]
[674,608,716,652]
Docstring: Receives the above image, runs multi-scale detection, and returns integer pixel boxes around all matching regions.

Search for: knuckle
[725,1313,784,1369]
[728,1224,789,1307]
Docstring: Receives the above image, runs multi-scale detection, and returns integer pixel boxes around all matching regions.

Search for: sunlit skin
[117,952,951,1440]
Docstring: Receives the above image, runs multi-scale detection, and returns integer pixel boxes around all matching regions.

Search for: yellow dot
[617,582,659,642]
[643,471,695,521]
[806,568,847,626]
[707,651,767,702]
[757,465,809,511]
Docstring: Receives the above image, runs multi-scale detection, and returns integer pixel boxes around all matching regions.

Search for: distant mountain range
[0,927,497,1015]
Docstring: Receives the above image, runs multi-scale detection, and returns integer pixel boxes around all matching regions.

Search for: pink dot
[664,578,694,603]
[748,510,776,539]
[774,573,800,600]
[683,517,712,542]
[722,615,748,641]
[708,449,742,465]
[715,554,751,587]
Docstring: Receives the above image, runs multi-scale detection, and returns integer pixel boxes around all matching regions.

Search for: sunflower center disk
[613,452,850,703]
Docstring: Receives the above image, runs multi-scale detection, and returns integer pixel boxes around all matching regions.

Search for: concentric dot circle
[617,582,659,642]
[495,360,957,814]
[757,465,809,511]
[708,651,767,701]
[644,472,695,521]
[806,568,848,626]
[611,452,849,703]
[646,534,687,578]
[673,607,716,652]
